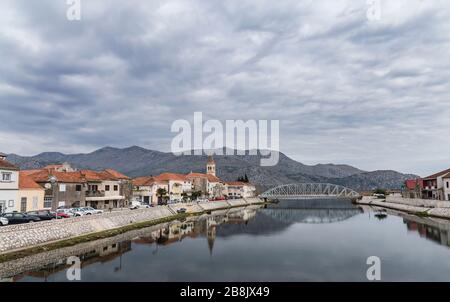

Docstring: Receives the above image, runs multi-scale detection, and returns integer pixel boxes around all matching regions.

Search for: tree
[190,190,202,201]
[244,174,249,183]
[156,188,168,204]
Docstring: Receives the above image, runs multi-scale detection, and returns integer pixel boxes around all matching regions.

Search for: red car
[56,212,71,218]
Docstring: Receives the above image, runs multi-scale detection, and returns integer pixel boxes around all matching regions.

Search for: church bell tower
[206,155,216,177]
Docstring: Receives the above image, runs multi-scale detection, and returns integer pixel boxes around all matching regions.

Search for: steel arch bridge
[259,183,360,200]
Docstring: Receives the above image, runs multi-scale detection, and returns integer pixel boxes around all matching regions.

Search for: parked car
[177,208,187,214]
[130,203,151,210]
[56,208,75,218]
[0,216,8,226]
[26,210,56,221]
[69,208,86,217]
[81,207,103,215]
[0,212,41,224]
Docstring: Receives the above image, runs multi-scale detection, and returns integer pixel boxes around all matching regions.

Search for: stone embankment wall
[0,198,263,254]
[356,196,450,220]
[386,196,450,208]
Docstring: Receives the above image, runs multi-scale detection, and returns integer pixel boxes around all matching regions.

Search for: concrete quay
[0,198,264,256]
[356,196,450,220]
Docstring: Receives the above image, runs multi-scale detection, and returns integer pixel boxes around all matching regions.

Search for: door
[0,201,4,214]
[21,197,27,212]
[144,196,150,205]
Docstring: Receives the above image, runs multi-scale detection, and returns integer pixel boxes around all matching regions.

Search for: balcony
[86,190,105,198]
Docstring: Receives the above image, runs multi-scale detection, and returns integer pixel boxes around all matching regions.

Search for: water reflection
[3,201,450,281]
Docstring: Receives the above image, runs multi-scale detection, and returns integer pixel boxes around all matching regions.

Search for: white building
[226,182,257,199]
[443,173,450,201]
[0,153,19,213]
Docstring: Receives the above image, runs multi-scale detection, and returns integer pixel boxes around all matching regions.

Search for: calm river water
[3,199,450,282]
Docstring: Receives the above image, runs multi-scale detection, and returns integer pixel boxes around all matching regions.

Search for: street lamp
[49,176,58,220]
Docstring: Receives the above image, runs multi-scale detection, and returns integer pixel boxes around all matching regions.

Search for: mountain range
[6,146,418,192]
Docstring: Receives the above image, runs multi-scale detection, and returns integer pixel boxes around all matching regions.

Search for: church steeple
[206,155,216,177]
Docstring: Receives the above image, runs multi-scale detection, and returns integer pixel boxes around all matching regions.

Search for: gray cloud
[1,0,450,176]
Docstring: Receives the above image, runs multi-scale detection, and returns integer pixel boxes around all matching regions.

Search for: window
[59,184,66,192]
[44,197,52,208]
[76,185,82,191]
[447,182,449,189]
[33,196,38,210]
[8,200,14,207]
[21,197,27,212]
[2,173,12,181]
[114,185,118,191]
[105,185,110,191]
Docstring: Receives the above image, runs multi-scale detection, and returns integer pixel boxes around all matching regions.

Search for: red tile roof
[104,169,130,180]
[424,168,450,180]
[155,173,187,182]
[186,172,221,183]
[0,159,19,170]
[132,176,156,186]
[19,172,44,190]
[405,179,424,190]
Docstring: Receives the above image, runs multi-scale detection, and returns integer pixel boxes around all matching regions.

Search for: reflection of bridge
[260,208,362,224]
[260,183,360,200]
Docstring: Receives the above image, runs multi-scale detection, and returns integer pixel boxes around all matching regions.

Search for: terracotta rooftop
[19,172,44,190]
[104,169,130,180]
[132,176,156,186]
[155,173,188,182]
[0,159,19,171]
[186,172,221,183]
[424,168,450,180]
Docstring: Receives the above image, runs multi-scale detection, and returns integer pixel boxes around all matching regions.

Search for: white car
[0,216,8,226]
[81,207,104,215]
[70,208,86,217]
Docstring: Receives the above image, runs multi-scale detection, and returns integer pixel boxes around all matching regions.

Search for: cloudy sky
[1,0,449,176]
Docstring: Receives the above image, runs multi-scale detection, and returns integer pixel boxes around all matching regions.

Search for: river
[2,199,450,282]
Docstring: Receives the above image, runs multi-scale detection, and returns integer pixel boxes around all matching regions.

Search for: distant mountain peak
[7,146,414,191]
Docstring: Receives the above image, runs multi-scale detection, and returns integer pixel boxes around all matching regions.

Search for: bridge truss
[260,183,360,200]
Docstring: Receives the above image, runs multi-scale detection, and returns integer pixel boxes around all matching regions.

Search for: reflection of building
[9,241,132,281]
[404,218,450,247]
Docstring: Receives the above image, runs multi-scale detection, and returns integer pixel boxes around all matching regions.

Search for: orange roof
[0,159,19,170]
[104,169,130,180]
[21,169,43,176]
[19,172,43,190]
[186,172,221,183]
[28,170,85,183]
[155,173,188,182]
[424,168,450,180]
[80,170,105,181]
[133,176,156,186]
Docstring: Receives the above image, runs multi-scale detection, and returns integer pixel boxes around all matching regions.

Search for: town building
[402,179,424,199]
[132,155,257,204]
[24,164,132,210]
[422,168,450,200]
[0,153,19,213]
[17,171,45,212]
[443,173,450,201]
[226,181,257,199]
